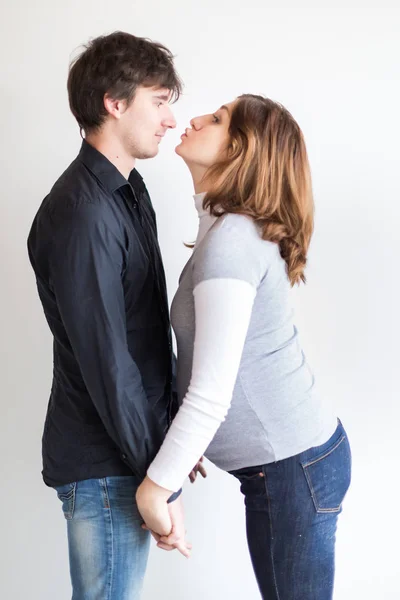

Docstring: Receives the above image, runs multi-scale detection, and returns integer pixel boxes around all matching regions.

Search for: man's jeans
[54,476,150,600]
[230,420,352,600]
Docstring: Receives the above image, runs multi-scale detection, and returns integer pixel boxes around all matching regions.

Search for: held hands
[136,476,172,536]
[143,494,192,558]
[136,476,191,558]
[136,459,206,558]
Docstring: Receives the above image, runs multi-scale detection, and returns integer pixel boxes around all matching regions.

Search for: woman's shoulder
[209,212,279,257]
[192,213,281,288]
[218,211,257,234]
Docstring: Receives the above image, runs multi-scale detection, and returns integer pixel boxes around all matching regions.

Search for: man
[27,31,193,599]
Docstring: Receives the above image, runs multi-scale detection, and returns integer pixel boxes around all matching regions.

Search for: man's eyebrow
[153,93,171,101]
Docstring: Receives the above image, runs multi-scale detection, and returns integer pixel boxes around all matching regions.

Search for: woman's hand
[143,495,192,558]
[136,476,173,537]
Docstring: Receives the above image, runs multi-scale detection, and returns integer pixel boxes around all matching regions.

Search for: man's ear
[104,94,127,120]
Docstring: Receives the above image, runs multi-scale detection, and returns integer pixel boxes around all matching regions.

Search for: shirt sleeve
[147,274,257,491]
[49,202,165,479]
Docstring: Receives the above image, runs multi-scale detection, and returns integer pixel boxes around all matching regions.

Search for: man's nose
[162,107,177,129]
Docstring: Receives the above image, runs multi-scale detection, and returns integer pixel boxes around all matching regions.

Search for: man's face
[119,86,177,159]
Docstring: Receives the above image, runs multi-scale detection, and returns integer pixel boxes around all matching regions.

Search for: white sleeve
[146,277,256,492]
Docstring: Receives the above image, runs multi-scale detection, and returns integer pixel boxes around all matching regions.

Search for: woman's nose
[190,117,201,130]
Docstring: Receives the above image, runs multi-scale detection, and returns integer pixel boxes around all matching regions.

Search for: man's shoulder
[48,155,108,210]
[32,157,117,242]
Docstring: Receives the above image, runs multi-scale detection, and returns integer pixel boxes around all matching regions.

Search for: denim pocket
[301,434,351,513]
[55,482,76,520]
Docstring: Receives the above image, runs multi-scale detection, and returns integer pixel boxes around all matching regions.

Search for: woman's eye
[212,114,220,123]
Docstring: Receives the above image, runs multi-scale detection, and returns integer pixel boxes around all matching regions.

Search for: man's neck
[85,133,135,180]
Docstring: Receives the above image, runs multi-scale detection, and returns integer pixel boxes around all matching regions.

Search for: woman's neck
[187,163,212,194]
[193,192,217,249]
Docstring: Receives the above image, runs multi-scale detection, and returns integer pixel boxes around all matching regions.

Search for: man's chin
[137,147,159,160]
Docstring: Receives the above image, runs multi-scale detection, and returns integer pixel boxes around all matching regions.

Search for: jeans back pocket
[301,434,351,513]
[54,482,76,520]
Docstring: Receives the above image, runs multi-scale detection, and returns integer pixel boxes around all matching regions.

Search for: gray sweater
[147,195,337,491]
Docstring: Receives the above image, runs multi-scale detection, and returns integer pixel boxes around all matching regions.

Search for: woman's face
[175,101,235,168]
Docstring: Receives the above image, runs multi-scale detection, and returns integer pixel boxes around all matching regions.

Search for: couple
[27,31,351,600]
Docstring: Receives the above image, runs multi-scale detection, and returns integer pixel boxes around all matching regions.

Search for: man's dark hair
[67,31,182,134]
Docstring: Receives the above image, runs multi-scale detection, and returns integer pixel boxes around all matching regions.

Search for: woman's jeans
[54,476,150,600]
[230,420,351,600]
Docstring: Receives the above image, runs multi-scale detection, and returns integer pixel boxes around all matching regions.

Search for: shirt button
[121,454,127,460]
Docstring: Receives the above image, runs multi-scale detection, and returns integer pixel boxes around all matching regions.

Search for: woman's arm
[147,276,257,491]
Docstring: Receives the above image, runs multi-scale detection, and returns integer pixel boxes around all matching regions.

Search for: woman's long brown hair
[203,94,314,286]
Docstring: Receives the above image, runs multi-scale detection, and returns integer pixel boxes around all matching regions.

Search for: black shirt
[28,140,178,487]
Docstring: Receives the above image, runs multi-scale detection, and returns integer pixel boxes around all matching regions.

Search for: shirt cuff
[167,488,182,504]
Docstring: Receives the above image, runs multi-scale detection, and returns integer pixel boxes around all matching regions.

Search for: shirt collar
[78,140,144,194]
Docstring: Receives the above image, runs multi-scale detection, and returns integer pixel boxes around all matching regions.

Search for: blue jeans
[54,476,151,600]
[230,421,351,600]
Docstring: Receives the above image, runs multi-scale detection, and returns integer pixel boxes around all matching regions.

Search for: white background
[1,1,399,598]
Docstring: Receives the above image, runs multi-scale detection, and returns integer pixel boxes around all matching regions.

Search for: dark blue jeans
[230,421,351,600]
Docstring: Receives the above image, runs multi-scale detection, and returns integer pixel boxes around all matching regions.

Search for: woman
[137,94,351,599]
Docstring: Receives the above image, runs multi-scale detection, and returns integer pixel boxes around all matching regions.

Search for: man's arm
[50,202,164,478]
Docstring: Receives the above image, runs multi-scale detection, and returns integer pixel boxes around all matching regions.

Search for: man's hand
[189,456,207,483]
[143,495,192,558]
[136,476,172,537]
